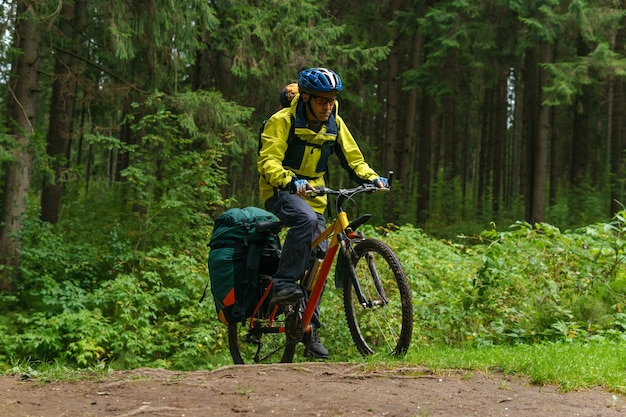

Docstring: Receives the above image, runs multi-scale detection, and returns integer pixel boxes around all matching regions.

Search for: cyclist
[258,67,388,358]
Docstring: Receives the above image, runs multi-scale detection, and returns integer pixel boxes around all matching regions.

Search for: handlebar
[260,172,393,231]
[306,171,393,214]
[307,183,389,197]
[306,170,394,198]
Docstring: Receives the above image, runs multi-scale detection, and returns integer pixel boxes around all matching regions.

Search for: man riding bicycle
[258,67,388,358]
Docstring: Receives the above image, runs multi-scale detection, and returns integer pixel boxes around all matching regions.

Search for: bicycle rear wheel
[228,303,298,364]
[342,238,413,356]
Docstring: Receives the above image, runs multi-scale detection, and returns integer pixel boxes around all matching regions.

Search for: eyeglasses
[307,94,336,106]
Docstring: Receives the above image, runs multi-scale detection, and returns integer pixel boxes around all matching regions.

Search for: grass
[401,340,626,394]
[3,360,111,384]
[3,340,625,396]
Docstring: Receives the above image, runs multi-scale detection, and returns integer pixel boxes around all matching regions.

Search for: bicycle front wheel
[342,238,413,356]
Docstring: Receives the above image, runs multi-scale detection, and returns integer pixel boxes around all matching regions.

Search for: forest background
[1,0,626,370]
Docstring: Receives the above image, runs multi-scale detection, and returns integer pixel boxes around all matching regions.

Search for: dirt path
[1,363,624,416]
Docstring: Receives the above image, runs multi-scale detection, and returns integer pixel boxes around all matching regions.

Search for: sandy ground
[1,362,624,417]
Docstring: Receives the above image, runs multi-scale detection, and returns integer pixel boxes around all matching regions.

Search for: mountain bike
[227,177,413,364]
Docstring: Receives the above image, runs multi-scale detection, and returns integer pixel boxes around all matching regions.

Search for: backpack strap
[257,119,268,156]
[258,116,297,155]
[260,114,336,191]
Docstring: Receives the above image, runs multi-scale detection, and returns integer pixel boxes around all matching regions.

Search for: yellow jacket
[258,95,379,214]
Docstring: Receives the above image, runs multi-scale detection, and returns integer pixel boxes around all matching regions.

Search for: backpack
[207,206,281,325]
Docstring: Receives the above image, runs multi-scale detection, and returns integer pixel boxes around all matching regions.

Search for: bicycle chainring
[283,304,303,345]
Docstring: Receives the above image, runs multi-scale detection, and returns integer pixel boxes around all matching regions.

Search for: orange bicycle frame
[299,211,351,332]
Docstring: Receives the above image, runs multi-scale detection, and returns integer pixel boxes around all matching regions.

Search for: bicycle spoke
[343,239,413,356]
[255,342,287,363]
[229,316,290,364]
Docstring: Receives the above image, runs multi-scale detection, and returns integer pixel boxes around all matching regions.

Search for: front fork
[338,233,371,308]
[339,233,388,308]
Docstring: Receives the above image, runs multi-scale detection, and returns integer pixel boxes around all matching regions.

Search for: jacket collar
[293,96,338,135]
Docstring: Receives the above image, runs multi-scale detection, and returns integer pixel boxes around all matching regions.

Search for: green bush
[4,213,626,370]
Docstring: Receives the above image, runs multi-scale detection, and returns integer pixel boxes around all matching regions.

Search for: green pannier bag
[207,206,280,324]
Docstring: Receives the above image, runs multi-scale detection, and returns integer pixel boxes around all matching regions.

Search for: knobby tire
[342,238,413,356]
[227,305,297,364]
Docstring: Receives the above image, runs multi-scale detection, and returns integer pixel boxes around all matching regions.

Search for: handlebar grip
[305,187,330,196]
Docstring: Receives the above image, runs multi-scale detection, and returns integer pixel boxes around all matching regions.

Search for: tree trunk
[531,42,552,224]
[478,84,493,215]
[417,95,433,224]
[116,96,133,182]
[441,51,459,183]
[509,61,524,212]
[492,69,508,215]
[549,106,559,207]
[399,30,422,203]
[570,36,592,187]
[610,21,625,217]
[41,0,86,223]
[521,47,538,222]
[384,41,400,221]
[0,2,41,290]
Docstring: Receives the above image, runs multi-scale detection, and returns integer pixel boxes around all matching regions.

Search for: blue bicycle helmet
[298,68,343,93]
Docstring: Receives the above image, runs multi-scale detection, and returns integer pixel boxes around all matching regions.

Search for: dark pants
[265,191,328,326]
